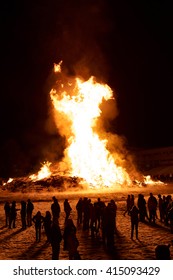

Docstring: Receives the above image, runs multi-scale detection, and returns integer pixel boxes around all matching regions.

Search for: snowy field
[0,183,173,260]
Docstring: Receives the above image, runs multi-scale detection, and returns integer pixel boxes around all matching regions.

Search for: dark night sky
[0,0,173,177]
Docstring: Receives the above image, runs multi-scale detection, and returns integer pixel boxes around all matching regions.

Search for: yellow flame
[2,178,13,186]
[7,178,13,183]
[54,60,63,73]
[29,161,52,182]
[50,75,131,188]
[143,175,163,185]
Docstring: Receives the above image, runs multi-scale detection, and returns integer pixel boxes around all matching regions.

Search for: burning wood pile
[1,173,82,193]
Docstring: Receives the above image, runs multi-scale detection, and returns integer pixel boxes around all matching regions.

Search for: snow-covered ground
[0,183,173,260]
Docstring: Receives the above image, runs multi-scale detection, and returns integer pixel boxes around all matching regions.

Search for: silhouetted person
[124,195,131,216]
[63,219,80,259]
[168,203,173,233]
[95,198,105,229]
[130,205,139,239]
[105,203,115,250]
[110,199,117,231]
[50,219,62,259]
[155,244,171,260]
[63,218,76,251]
[64,199,72,221]
[32,211,44,242]
[4,201,10,227]
[51,196,60,222]
[89,202,97,237]
[158,194,164,222]
[9,201,17,229]
[147,193,157,223]
[26,199,34,227]
[162,195,168,225]
[82,197,90,230]
[100,204,107,243]
[130,194,135,210]
[43,211,52,242]
[20,200,27,229]
[164,195,172,225]
[76,198,83,225]
[137,194,148,222]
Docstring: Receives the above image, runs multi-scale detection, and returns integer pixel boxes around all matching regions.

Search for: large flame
[50,65,132,188]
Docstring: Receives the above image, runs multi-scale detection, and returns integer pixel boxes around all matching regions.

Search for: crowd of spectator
[3,192,173,260]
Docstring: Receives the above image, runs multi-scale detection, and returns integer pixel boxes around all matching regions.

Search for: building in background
[130,146,173,181]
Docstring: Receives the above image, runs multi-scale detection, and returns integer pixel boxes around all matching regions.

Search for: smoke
[54,0,112,80]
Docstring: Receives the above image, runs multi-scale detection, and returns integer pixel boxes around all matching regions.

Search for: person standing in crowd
[162,195,168,225]
[137,194,148,222]
[64,199,72,222]
[124,195,131,216]
[147,193,158,223]
[43,211,52,242]
[20,200,27,229]
[32,211,44,242]
[95,198,105,229]
[162,195,172,225]
[158,194,164,222]
[130,194,135,210]
[105,202,116,250]
[82,197,90,230]
[130,205,139,240]
[168,202,173,233]
[63,218,77,251]
[63,218,80,259]
[100,204,107,244]
[50,219,62,259]
[89,202,97,238]
[4,201,11,227]
[110,199,117,231]
[51,196,61,222]
[76,198,83,225]
[26,199,34,227]
[9,201,18,229]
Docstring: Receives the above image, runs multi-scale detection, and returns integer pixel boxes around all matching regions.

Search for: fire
[7,178,13,183]
[54,60,63,73]
[29,161,52,182]
[50,68,132,188]
[3,178,13,186]
[133,175,164,187]
[143,175,163,185]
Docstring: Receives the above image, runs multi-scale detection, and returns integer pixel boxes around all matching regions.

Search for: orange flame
[29,161,52,182]
[2,178,14,186]
[54,60,63,73]
[50,71,131,188]
[143,175,163,185]
[7,178,13,183]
